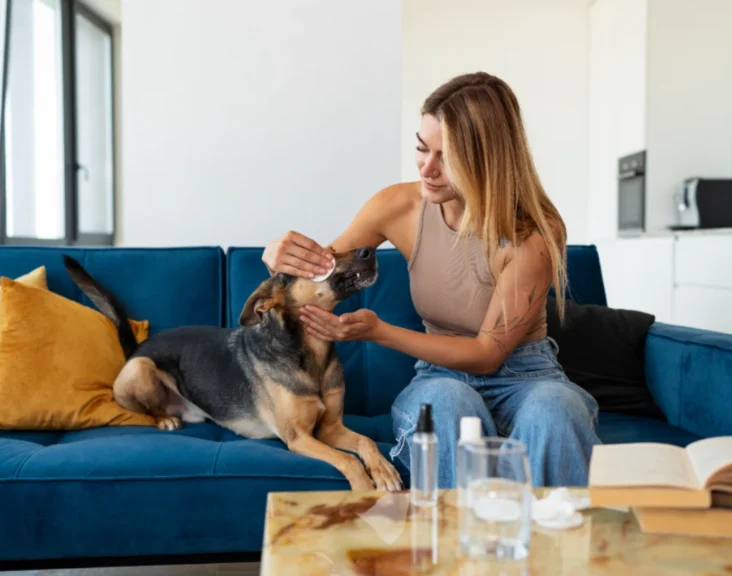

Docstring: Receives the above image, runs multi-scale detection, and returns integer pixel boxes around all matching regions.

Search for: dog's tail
[63,255,139,360]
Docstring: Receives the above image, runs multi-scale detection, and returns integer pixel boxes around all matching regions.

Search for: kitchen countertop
[618,226,732,239]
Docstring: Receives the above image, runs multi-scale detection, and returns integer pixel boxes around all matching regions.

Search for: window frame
[0,0,116,247]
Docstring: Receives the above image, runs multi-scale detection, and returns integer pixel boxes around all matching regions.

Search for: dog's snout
[357,247,374,260]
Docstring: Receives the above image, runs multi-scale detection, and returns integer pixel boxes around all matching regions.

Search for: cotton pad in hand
[312,266,335,283]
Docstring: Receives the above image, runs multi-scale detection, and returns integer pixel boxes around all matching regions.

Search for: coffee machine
[673,178,732,230]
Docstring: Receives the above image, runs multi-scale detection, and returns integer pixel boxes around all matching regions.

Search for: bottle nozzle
[417,403,434,433]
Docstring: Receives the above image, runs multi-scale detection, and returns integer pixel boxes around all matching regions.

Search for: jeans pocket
[499,350,562,379]
[414,359,435,374]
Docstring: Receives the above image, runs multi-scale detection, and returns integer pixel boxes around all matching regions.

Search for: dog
[62,247,402,492]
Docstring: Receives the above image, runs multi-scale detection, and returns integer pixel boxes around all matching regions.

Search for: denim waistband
[414,336,560,380]
[508,336,559,356]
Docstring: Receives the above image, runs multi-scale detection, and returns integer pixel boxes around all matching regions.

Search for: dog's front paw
[156,416,182,431]
[368,456,403,492]
[346,467,376,491]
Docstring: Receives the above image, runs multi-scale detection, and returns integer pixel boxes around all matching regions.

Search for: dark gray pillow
[546,296,665,420]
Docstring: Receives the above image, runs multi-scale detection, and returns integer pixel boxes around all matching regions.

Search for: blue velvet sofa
[0,244,730,567]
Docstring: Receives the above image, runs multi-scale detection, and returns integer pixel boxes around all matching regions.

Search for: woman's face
[415,114,455,203]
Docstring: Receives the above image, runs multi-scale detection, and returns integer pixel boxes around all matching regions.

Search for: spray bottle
[410,403,438,506]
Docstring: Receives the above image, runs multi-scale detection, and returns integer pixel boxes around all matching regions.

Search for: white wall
[645,0,732,232]
[401,0,590,244]
[587,0,647,241]
[121,0,401,248]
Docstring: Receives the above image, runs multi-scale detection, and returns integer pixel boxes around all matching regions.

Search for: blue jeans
[389,337,601,488]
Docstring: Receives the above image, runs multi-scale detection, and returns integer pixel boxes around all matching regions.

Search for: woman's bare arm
[328,183,420,257]
[263,183,420,277]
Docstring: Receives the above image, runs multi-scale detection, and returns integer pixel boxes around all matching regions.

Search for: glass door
[74,2,113,240]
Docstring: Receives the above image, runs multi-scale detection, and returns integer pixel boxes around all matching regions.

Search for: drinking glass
[459,437,533,561]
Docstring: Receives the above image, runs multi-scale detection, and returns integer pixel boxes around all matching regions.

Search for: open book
[588,436,732,508]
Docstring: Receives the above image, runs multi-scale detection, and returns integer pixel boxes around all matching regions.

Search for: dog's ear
[239,278,285,326]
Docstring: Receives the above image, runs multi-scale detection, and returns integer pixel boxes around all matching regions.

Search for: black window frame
[0,0,116,247]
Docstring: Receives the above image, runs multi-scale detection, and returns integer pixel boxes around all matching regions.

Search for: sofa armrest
[645,322,732,439]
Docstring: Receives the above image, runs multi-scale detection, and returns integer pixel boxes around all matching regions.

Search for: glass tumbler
[459,437,533,561]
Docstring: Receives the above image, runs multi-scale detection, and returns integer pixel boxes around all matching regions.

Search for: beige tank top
[408,199,546,340]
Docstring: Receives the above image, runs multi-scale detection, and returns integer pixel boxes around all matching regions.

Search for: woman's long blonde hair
[422,72,568,321]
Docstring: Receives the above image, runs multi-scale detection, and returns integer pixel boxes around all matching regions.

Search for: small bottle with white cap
[456,416,483,508]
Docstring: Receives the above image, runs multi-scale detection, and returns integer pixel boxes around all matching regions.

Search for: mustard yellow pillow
[0,276,155,429]
[15,265,48,289]
[0,266,48,324]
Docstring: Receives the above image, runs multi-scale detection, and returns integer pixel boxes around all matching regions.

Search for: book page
[685,436,732,487]
[589,443,699,489]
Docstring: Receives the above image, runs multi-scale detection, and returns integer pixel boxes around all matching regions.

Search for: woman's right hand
[262,231,335,278]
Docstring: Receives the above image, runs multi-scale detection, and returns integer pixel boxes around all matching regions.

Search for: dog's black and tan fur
[62,247,401,491]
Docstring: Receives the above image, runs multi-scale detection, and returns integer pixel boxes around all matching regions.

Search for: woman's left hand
[300,306,381,342]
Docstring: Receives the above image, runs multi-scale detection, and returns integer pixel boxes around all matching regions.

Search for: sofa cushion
[596,412,700,446]
[0,418,408,561]
[556,245,608,306]
[0,278,154,430]
[0,246,225,333]
[546,296,665,420]
[226,247,270,329]
[645,322,732,438]
[0,407,698,562]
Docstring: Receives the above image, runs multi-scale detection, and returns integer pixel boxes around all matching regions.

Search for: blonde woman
[263,72,601,487]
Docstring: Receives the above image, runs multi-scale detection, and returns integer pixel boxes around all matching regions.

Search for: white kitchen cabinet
[595,237,674,323]
[674,233,732,289]
[673,285,732,334]
[672,233,732,334]
[593,233,732,335]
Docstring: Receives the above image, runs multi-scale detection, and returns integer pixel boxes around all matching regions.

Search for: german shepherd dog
[62,247,402,491]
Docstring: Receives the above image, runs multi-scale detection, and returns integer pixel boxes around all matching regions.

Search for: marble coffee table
[261,488,732,575]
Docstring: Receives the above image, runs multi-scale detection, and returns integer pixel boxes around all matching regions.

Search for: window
[75,5,114,239]
[0,0,115,245]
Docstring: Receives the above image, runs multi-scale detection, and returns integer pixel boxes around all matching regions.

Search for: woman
[262,72,601,488]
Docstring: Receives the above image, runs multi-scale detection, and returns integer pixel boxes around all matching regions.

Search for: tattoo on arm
[479,251,552,348]
[481,329,508,353]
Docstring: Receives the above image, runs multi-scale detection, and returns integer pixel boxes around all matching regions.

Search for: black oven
[617,150,646,235]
